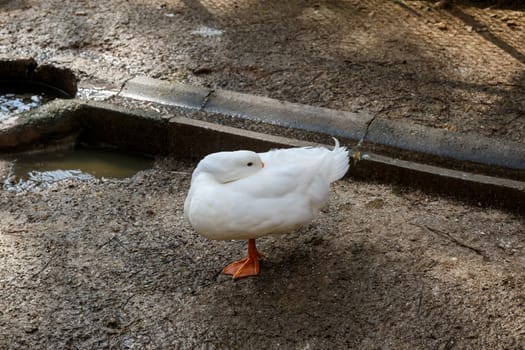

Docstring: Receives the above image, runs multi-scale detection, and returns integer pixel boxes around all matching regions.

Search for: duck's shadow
[199,237,375,347]
[196,232,479,348]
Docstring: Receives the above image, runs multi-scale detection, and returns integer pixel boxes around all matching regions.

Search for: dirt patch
[1,1,525,348]
[0,157,524,348]
[1,0,524,141]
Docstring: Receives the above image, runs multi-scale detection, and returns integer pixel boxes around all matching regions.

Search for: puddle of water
[5,148,154,191]
[76,88,117,101]
[14,148,154,180]
[0,92,49,122]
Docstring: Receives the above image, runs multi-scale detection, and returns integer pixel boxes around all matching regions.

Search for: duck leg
[223,239,261,279]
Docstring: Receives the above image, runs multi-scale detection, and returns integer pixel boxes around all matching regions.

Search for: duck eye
[246,162,253,167]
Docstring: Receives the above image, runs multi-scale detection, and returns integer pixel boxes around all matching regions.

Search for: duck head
[194,150,264,184]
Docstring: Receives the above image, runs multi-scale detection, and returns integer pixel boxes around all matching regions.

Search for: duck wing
[223,141,349,224]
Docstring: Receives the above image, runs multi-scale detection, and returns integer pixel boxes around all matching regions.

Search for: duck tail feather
[329,138,350,182]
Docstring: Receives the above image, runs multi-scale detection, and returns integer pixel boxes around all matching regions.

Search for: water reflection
[0,92,46,121]
[4,148,154,192]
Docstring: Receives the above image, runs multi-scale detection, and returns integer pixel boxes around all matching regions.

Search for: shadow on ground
[3,0,523,139]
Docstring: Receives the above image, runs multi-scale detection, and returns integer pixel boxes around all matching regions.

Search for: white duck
[184,139,349,279]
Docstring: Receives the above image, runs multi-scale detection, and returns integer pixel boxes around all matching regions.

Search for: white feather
[184,139,349,240]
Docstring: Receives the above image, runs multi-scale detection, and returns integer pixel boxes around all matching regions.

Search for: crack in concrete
[117,77,134,97]
[199,89,215,110]
[355,114,377,150]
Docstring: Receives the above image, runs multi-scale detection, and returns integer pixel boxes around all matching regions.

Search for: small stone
[365,198,385,209]
[24,325,38,334]
[436,22,448,31]
[433,0,452,9]
[74,10,87,16]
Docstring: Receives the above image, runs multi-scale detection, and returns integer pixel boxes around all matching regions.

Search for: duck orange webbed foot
[222,239,261,279]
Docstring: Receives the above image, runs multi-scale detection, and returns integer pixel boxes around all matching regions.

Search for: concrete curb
[120,76,525,174]
[0,99,523,211]
[204,88,374,143]
[366,118,525,171]
[119,77,209,110]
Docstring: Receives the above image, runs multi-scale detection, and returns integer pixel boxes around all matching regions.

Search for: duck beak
[261,161,265,168]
